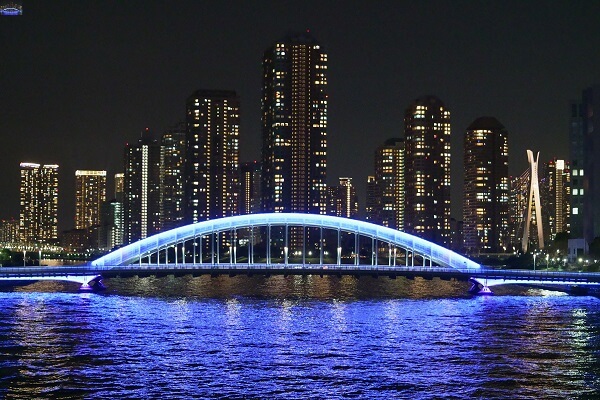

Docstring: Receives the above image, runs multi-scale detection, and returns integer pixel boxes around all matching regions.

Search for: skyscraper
[123,129,161,244]
[261,32,328,215]
[327,177,358,219]
[365,176,381,224]
[508,169,530,252]
[114,173,124,200]
[239,161,262,215]
[75,170,107,230]
[185,90,240,222]
[19,162,59,244]
[160,122,186,230]
[569,101,584,240]
[572,85,600,245]
[543,159,571,240]
[404,96,451,246]
[463,117,509,254]
[99,199,123,251]
[373,138,404,230]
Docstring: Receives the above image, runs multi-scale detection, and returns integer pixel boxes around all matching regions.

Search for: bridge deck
[2,264,600,286]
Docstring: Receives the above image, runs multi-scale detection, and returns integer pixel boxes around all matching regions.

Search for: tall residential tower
[123,129,161,244]
[404,96,451,246]
[75,170,107,230]
[19,162,59,244]
[261,32,328,214]
[463,117,509,254]
[185,90,240,223]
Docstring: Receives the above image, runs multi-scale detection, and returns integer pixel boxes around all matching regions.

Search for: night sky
[2,1,600,231]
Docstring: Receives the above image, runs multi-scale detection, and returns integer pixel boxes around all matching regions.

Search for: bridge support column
[371,237,375,266]
[211,233,215,265]
[319,227,323,265]
[267,224,271,265]
[302,225,306,265]
[284,224,288,265]
[193,236,196,264]
[354,232,359,266]
[337,228,341,266]
[199,236,203,264]
[250,227,254,265]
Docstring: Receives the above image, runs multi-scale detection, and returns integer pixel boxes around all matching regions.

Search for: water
[1,276,600,399]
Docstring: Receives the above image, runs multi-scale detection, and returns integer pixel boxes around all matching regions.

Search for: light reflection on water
[0,276,599,399]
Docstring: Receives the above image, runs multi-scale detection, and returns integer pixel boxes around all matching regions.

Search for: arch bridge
[91,213,480,271]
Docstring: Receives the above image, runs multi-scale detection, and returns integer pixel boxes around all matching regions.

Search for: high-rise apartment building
[543,159,571,240]
[0,218,19,244]
[19,162,59,244]
[161,123,186,230]
[239,161,262,215]
[75,170,107,230]
[404,96,451,246]
[365,176,381,224]
[123,129,161,244]
[571,85,600,245]
[99,199,123,251]
[508,170,530,252]
[463,117,509,254]
[185,90,240,222]
[373,138,404,230]
[569,101,584,239]
[114,173,124,200]
[327,177,358,219]
[261,32,328,215]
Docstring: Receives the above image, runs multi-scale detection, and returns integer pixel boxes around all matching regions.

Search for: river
[0,276,599,399]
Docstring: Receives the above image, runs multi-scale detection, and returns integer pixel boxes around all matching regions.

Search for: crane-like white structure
[522,150,544,252]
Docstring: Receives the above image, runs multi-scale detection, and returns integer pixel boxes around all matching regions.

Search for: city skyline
[2,2,600,231]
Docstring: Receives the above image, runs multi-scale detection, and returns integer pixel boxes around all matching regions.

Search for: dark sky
[2,1,600,231]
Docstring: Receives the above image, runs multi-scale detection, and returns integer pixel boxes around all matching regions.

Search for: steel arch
[91,213,480,271]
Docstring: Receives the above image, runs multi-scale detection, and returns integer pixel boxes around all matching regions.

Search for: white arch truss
[91,213,480,271]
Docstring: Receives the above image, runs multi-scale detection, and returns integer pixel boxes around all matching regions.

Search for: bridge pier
[469,278,494,295]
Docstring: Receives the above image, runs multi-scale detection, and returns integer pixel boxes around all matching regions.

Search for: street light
[533,252,537,271]
[23,250,26,267]
[39,249,42,266]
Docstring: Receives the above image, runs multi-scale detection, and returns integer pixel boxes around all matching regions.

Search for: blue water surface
[0,276,599,399]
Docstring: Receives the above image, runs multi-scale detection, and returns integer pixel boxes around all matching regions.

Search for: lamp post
[39,249,42,266]
[533,252,537,272]
[23,250,26,267]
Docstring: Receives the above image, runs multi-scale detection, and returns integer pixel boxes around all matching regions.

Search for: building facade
[261,33,328,215]
[463,117,509,254]
[160,123,186,230]
[19,162,59,244]
[239,161,262,215]
[185,90,240,223]
[365,176,381,224]
[542,159,570,240]
[99,199,123,251]
[404,96,451,246]
[0,218,19,244]
[123,129,161,244]
[569,101,584,240]
[74,170,107,230]
[373,138,404,230]
[327,177,358,219]
[574,86,600,245]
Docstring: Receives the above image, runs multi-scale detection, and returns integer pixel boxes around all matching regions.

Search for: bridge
[1,213,599,295]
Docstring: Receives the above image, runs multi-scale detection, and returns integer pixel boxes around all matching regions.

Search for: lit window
[573,207,578,215]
